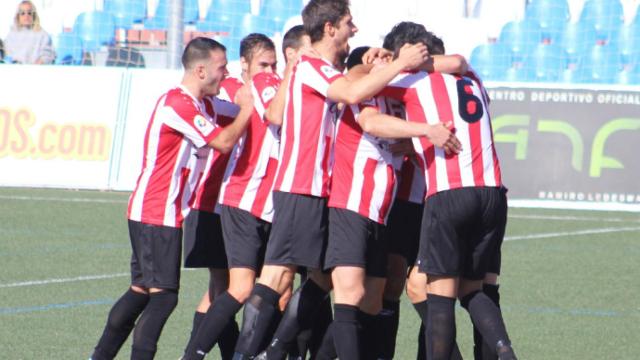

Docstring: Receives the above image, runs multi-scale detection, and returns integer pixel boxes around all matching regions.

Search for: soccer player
[233,0,429,358]
[181,67,250,360]
[381,22,517,360]
[181,33,281,360]
[89,37,253,360]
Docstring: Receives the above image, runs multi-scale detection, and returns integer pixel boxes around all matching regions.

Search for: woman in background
[4,0,54,64]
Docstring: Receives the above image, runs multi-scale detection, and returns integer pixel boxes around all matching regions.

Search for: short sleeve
[162,89,222,147]
[252,72,282,119]
[297,56,344,97]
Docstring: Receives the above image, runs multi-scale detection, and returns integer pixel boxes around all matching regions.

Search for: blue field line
[0,298,114,315]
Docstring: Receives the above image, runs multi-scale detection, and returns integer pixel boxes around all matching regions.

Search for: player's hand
[362,47,393,64]
[397,43,429,71]
[425,121,462,155]
[388,139,415,156]
[297,45,321,60]
[234,81,254,110]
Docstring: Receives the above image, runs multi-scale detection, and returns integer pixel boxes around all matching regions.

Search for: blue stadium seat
[522,43,568,82]
[104,0,146,29]
[54,32,83,65]
[144,0,199,30]
[613,23,640,66]
[73,11,116,52]
[197,0,251,33]
[580,0,624,43]
[617,64,640,84]
[525,0,570,42]
[577,44,622,83]
[469,43,513,81]
[499,19,544,62]
[559,22,598,65]
[260,0,302,34]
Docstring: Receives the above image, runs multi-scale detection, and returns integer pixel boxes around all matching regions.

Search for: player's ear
[240,56,249,73]
[324,21,335,37]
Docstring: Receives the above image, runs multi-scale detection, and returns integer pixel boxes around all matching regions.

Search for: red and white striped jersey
[219,72,282,222]
[328,101,396,224]
[189,96,240,213]
[381,71,502,198]
[127,85,223,228]
[218,77,244,103]
[273,55,344,198]
[376,96,426,204]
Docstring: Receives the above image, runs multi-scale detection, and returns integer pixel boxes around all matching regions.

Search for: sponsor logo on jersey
[261,86,277,102]
[194,114,214,136]
[320,65,340,78]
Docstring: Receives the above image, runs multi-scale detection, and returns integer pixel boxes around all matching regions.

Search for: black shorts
[418,186,507,280]
[324,208,388,278]
[221,205,271,271]
[128,220,182,291]
[264,191,328,269]
[386,199,423,265]
[183,210,228,269]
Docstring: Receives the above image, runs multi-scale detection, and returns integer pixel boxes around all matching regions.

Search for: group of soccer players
[89,0,518,359]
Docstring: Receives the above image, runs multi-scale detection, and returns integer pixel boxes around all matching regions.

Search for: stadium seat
[260,0,302,34]
[106,46,145,68]
[617,63,640,84]
[144,0,199,30]
[498,19,544,62]
[525,0,570,42]
[73,11,116,52]
[54,32,83,65]
[522,43,568,82]
[104,0,146,29]
[577,44,622,83]
[580,0,624,43]
[469,43,513,81]
[613,23,640,66]
[559,22,598,65]
[197,0,251,33]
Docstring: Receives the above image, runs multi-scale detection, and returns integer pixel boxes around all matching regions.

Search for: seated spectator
[0,39,4,63]
[4,1,54,64]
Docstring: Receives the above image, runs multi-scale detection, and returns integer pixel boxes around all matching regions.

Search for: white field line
[0,269,195,289]
[508,214,640,223]
[504,226,640,241]
[0,195,127,204]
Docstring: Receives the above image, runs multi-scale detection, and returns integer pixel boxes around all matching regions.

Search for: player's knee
[228,283,254,303]
[406,276,427,303]
[258,265,295,293]
[148,289,179,315]
[384,276,406,301]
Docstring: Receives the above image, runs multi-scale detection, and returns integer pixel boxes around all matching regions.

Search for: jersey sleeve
[219,77,244,102]
[251,72,282,120]
[298,56,344,97]
[162,91,222,148]
[205,96,239,127]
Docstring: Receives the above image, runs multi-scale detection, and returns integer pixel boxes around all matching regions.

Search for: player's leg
[360,276,387,359]
[129,223,182,360]
[91,221,150,360]
[331,266,365,360]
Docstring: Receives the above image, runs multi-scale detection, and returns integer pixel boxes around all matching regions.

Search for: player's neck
[181,76,204,101]
[312,41,338,67]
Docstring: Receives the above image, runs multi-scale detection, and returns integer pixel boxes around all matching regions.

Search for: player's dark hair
[182,37,226,69]
[383,21,444,58]
[282,25,307,56]
[302,0,350,43]
[240,33,276,63]
[346,46,370,69]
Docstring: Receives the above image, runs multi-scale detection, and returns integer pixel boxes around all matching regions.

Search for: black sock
[131,290,179,360]
[307,295,333,359]
[417,322,426,360]
[234,284,281,356]
[461,291,516,360]
[184,312,205,357]
[92,289,149,360]
[413,299,428,324]
[264,280,329,359]
[184,291,242,360]
[473,284,500,360]
[218,318,240,360]
[332,304,361,360]
[359,310,378,360]
[377,299,400,359]
[426,294,456,360]
[314,321,337,360]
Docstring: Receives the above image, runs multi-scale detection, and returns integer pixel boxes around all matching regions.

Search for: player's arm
[208,83,254,153]
[265,61,294,126]
[327,43,428,105]
[421,54,468,74]
[358,107,462,154]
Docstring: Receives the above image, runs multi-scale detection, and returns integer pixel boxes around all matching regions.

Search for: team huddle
[89,1,517,360]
